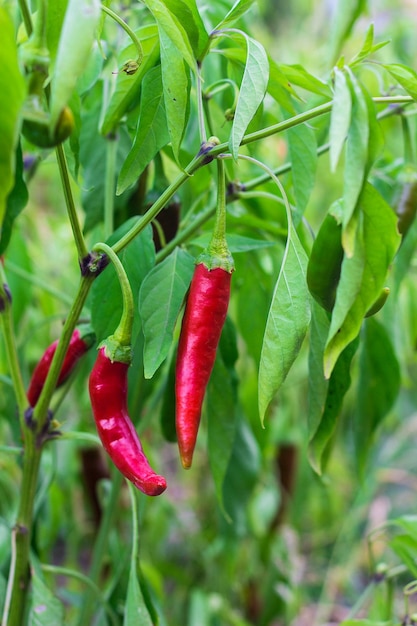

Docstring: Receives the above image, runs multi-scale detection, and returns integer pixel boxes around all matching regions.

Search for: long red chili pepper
[175,263,232,468]
[27,328,94,407]
[175,157,234,469]
[89,346,167,496]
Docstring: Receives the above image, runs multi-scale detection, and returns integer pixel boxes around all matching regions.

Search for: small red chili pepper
[27,328,95,407]
[175,263,232,468]
[89,346,167,496]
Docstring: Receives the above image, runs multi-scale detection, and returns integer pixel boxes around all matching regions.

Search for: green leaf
[229,33,269,159]
[324,183,401,378]
[91,222,155,345]
[215,0,257,30]
[207,355,238,516]
[192,233,276,252]
[307,303,330,443]
[287,122,317,213]
[328,0,368,64]
[0,7,25,233]
[267,59,297,114]
[159,28,190,164]
[258,223,311,424]
[117,66,169,195]
[354,317,400,471]
[50,0,101,131]
[278,64,331,97]
[389,534,417,578]
[101,25,160,136]
[329,68,352,172]
[309,336,359,475]
[139,248,195,379]
[79,92,132,231]
[159,348,177,442]
[124,565,153,626]
[0,144,28,254]
[350,23,390,67]
[384,63,417,100]
[161,0,209,58]
[142,0,196,70]
[222,416,261,533]
[46,0,68,62]
[29,569,64,626]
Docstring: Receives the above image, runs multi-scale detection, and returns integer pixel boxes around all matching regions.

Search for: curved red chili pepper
[27,328,94,407]
[175,263,232,469]
[89,347,167,496]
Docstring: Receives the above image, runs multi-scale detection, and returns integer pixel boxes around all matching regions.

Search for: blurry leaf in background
[354,317,400,473]
[0,7,26,233]
[327,0,368,65]
[29,568,65,626]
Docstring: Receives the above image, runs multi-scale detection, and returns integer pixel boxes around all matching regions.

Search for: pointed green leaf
[278,64,331,97]
[384,63,417,100]
[207,355,238,516]
[160,28,190,163]
[229,33,269,159]
[139,248,195,379]
[101,25,160,136]
[258,223,311,424]
[354,317,400,471]
[124,566,153,626]
[215,0,257,30]
[0,7,25,232]
[307,302,331,442]
[267,59,297,114]
[117,66,169,195]
[29,570,65,626]
[142,0,196,70]
[50,0,101,130]
[287,122,317,213]
[329,68,352,172]
[324,183,401,377]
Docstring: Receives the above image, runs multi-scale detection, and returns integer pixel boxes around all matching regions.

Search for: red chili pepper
[27,328,94,407]
[89,346,167,496]
[175,263,232,469]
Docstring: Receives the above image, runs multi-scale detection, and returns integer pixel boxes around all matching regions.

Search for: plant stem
[2,443,41,626]
[0,286,27,419]
[55,144,89,261]
[101,4,144,65]
[92,243,133,347]
[18,0,33,36]
[77,471,124,626]
[104,134,118,239]
[32,276,93,432]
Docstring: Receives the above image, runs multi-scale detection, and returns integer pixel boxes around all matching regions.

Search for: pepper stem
[198,158,234,272]
[93,243,134,361]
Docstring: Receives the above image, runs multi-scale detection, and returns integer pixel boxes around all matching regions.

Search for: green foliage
[3,0,417,624]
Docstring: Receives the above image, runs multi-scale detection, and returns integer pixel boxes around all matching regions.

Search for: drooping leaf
[101,25,160,136]
[287,122,317,213]
[229,33,269,159]
[278,64,331,97]
[207,354,238,516]
[139,248,195,379]
[29,569,65,626]
[215,0,257,30]
[0,7,25,233]
[0,144,28,254]
[384,63,417,101]
[324,183,401,378]
[159,28,190,163]
[50,0,101,131]
[354,317,401,472]
[117,65,169,195]
[309,336,359,475]
[142,0,196,70]
[91,222,155,345]
[329,67,352,172]
[258,223,311,424]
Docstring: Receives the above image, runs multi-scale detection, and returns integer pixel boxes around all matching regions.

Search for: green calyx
[198,158,234,273]
[100,335,132,364]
